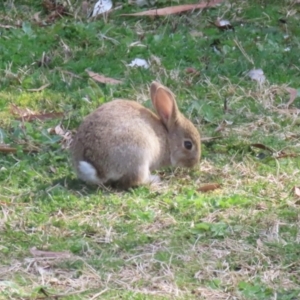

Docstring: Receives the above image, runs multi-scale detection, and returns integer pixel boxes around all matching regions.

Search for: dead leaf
[92,0,113,17]
[10,104,64,121]
[54,124,65,136]
[121,0,223,16]
[276,152,299,159]
[10,104,36,118]
[86,70,123,84]
[255,203,267,210]
[48,124,73,149]
[250,143,299,159]
[247,69,266,83]
[128,58,149,69]
[211,18,234,30]
[48,124,65,136]
[185,67,200,75]
[250,143,274,153]
[198,183,221,192]
[294,187,300,197]
[286,87,298,107]
[43,0,68,23]
[30,247,71,258]
[0,144,17,154]
[215,120,227,132]
[0,24,17,29]
[33,12,41,23]
[0,144,38,154]
[42,0,56,11]
[27,83,50,92]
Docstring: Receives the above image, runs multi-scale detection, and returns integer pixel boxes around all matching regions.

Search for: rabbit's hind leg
[117,163,154,189]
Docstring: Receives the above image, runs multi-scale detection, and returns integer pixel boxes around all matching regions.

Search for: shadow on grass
[23,177,104,204]
[51,176,102,194]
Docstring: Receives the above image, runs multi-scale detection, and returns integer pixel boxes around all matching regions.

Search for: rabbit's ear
[150,82,179,129]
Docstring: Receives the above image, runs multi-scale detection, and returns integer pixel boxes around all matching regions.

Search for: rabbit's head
[150,82,201,168]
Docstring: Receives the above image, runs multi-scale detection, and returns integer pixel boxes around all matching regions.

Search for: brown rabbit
[70,82,201,189]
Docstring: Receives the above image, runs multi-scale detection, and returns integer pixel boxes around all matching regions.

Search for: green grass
[1,0,300,299]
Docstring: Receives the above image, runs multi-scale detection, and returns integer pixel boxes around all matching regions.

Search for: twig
[234,38,254,65]
[90,288,109,300]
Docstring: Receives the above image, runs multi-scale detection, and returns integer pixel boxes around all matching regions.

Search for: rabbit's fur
[71,82,201,189]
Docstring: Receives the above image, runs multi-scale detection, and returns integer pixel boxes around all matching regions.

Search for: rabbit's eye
[184,140,193,150]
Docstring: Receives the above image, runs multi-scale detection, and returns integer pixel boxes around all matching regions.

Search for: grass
[1,0,300,299]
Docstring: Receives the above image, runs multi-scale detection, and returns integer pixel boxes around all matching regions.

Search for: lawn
[1,0,300,299]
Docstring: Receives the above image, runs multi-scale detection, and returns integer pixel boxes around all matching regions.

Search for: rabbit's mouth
[171,155,199,168]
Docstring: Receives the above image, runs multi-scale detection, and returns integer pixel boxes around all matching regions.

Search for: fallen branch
[121,0,223,16]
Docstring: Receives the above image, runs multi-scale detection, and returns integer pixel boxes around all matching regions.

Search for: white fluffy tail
[78,161,101,185]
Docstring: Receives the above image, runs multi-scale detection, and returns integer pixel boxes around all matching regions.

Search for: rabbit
[70,81,201,189]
